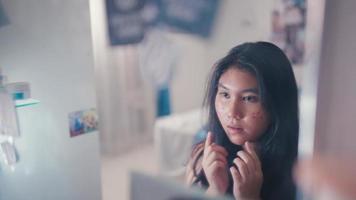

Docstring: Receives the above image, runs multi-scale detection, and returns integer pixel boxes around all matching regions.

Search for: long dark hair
[193,41,299,199]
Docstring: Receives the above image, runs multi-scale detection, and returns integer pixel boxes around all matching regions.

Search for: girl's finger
[237,150,256,172]
[209,160,226,171]
[210,144,228,157]
[203,143,228,161]
[203,132,214,160]
[244,141,262,169]
[205,151,228,167]
[230,166,242,185]
[185,167,195,185]
[205,131,213,149]
[233,157,249,181]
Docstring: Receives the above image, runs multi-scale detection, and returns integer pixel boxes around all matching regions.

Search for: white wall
[0,0,102,199]
[170,0,276,113]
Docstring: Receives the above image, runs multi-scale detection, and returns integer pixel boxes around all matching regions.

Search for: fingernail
[230,166,235,172]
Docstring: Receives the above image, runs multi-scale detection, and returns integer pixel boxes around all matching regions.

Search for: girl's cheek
[215,101,225,113]
[215,102,226,120]
[251,110,265,120]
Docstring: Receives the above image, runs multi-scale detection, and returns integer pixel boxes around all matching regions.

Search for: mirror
[0,0,333,199]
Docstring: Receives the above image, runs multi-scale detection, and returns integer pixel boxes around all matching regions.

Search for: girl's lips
[227,126,244,134]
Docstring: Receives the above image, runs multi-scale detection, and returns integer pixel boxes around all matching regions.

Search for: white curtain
[90,0,155,155]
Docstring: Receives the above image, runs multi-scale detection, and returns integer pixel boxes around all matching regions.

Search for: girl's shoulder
[185,142,205,185]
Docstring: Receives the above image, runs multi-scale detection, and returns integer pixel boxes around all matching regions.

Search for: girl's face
[215,67,270,145]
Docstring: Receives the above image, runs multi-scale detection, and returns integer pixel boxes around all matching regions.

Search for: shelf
[0,136,13,144]
[15,98,40,108]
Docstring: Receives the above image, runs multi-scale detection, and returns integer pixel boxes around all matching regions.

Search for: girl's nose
[227,101,243,120]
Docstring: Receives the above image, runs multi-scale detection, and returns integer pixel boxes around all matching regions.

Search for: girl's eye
[242,95,259,103]
[218,91,230,99]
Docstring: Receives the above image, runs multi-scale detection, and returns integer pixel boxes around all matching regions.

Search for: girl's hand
[202,132,229,196]
[230,141,263,200]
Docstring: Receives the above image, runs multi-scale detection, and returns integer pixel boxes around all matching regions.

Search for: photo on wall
[69,108,98,137]
[270,0,306,65]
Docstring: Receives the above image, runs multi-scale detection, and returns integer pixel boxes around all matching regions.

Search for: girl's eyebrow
[241,88,259,94]
[218,83,229,90]
[218,83,259,94]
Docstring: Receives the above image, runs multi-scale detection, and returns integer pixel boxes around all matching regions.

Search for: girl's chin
[227,135,246,145]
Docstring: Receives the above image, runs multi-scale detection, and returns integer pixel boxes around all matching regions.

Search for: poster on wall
[69,108,98,137]
[105,0,221,45]
[270,0,306,65]
[157,0,220,38]
[106,0,146,45]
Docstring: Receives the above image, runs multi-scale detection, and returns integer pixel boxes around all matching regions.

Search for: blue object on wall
[0,1,9,27]
[156,87,171,117]
[157,0,220,38]
[13,92,24,100]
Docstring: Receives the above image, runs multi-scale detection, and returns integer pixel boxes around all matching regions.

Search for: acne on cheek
[251,111,264,119]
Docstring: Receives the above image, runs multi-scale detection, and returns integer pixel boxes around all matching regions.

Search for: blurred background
[0,0,355,200]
